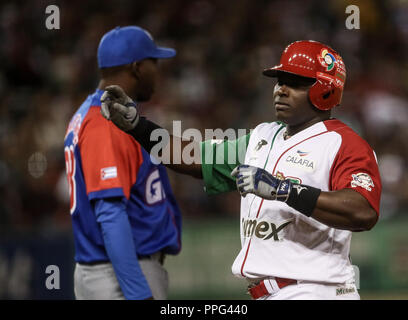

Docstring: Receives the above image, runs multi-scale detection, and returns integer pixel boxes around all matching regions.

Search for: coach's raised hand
[101,85,139,132]
[101,85,203,179]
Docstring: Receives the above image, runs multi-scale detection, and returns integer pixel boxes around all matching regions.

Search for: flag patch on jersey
[101,166,117,180]
[351,173,374,191]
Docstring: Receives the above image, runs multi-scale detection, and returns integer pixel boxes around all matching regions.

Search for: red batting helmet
[263,40,346,111]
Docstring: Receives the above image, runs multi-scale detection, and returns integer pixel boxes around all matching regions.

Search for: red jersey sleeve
[78,106,143,200]
[329,128,382,215]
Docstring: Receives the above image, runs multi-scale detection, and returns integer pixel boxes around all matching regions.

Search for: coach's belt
[247,277,297,299]
[138,251,165,265]
[78,260,110,266]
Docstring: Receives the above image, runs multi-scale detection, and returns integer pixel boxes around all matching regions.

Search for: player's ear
[130,61,142,79]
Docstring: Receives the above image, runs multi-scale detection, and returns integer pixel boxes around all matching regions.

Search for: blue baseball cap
[97,26,176,68]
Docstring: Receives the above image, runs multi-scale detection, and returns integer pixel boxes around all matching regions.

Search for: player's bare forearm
[311,189,378,231]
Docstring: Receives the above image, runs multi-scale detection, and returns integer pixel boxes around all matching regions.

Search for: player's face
[133,58,159,102]
[273,72,317,126]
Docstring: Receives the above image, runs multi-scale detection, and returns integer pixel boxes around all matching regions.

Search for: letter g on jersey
[145,169,166,205]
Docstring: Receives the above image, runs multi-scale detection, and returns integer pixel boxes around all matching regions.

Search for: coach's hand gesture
[101,85,139,132]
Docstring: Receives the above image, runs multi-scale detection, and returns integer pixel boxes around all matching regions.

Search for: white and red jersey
[231,119,381,283]
[201,119,381,284]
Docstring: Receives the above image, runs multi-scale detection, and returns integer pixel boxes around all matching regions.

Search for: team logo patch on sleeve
[255,139,268,151]
[351,173,374,191]
[101,167,117,180]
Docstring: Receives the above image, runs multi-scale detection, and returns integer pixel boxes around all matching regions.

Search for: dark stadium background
[0,0,407,299]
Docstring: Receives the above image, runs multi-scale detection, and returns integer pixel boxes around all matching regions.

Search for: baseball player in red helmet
[100,40,381,300]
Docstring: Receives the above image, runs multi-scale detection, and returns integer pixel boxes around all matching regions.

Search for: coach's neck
[97,68,137,101]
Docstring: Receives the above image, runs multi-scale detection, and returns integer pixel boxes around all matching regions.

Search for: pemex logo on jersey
[242,218,293,241]
[145,169,166,205]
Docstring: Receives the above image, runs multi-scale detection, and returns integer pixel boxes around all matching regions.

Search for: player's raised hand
[231,165,291,201]
[101,85,140,132]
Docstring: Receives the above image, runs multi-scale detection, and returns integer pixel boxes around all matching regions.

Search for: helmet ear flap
[309,73,341,111]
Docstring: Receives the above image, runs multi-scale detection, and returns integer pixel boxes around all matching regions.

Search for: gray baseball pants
[74,253,168,300]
